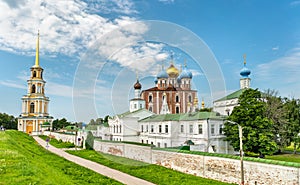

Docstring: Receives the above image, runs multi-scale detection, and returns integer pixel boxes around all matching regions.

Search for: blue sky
[0,0,300,123]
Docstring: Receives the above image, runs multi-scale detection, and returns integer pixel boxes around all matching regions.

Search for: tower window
[149,95,152,103]
[32,85,36,93]
[188,95,192,103]
[30,102,34,113]
[176,106,180,114]
[33,71,36,77]
[176,95,179,102]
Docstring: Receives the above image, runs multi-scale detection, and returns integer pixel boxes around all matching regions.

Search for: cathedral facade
[141,61,199,114]
[18,33,53,135]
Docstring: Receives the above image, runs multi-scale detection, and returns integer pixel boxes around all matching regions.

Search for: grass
[39,135,75,148]
[266,154,300,163]
[67,149,235,185]
[0,130,122,185]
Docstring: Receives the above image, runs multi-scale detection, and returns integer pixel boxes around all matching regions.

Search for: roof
[214,89,246,102]
[116,108,153,118]
[139,111,226,122]
[142,86,197,92]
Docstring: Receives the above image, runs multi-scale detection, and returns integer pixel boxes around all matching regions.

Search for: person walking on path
[33,136,155,185]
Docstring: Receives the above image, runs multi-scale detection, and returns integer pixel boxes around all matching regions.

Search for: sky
[0,0,300,123]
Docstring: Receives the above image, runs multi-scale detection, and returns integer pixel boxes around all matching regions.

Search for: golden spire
[34,30,40,67]
[201,98,205,109]
[184,59,187,67]
[243,54,246,65]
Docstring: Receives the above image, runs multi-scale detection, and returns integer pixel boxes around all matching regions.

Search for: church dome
[240,66,251,78]
[134,80,142,89]
[157,70,168,79]
[179,65,192,79]
[166,63,179,77]
[154,77,158,84]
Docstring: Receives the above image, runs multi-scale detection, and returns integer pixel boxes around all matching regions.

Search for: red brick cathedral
[141,61,199,114]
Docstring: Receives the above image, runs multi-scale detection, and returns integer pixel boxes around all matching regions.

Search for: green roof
[139,112,226,122]
[215,89,246,102]
[116,108,152,118]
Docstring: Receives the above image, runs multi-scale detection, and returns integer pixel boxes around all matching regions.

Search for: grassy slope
[0,130,122,185]
[67,149,235,185]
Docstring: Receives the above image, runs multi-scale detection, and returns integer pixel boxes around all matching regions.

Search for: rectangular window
[134,104,137,109]
[151,125,154,133]
[159,125,162,133]
[165,125,168,133]
[189,124,193,134]
[181,125,184,133]
[211,124,215,135]
[146,125,148,132]
[219,124,223,134]
[141,125,144,132]
[164,143,167,148]
[157,142,160,148]
[198,124,203,134]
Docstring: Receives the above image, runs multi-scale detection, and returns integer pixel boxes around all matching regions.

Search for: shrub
[85,131,94,150]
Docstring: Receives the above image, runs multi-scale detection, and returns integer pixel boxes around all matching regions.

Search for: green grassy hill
[0,130,122,185]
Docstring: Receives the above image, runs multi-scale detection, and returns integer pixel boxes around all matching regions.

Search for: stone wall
[94,140,300,185]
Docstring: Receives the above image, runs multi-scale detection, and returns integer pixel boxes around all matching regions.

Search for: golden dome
[166,63,179,77]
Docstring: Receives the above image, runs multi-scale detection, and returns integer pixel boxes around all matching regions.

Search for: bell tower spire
[34,30,40,67]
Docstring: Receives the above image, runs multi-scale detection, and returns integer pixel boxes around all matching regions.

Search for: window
[30,102,34,113]
[113,126,115,133]
[151,125,154,133]
[164,143,167,148]
[219,124,223,134]
[189,124,193,134]
[32,84,36,93]
[141,140,144,143]
[146,125,148,132]
[165,125,168,133]
[198,124,203,134]
[176,95,179,102]
[33,71,36,77]
[141,125,144,132]
[159,125,162,133]
[149,95,152,103]
[180,125,184,133]
[157,142,160,148]
[146,140,148,144]
[189,95,192,103]
[149,106,152,112]
[134,104,137,109]
[119,125,122,133]
[211,124,215,135]
[176,106,180,114]
[139,104,142,109]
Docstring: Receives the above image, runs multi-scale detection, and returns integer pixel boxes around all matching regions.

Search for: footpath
[33,136,155,185]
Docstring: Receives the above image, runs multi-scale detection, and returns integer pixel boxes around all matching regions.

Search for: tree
[283,98,300,154]
[52,118,71,130]
[89,119,96,125]
[0,113,17,129]
[223,89,277,155]
[85,131,94,150]
[262,89,289,152]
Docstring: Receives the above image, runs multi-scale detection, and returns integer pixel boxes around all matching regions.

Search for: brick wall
[94,140,300,185]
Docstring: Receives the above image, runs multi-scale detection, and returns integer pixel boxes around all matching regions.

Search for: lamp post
[227,120,244,185]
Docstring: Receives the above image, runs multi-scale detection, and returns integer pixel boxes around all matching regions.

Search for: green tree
[52,118,71,130]
[262,89,289,152]
[223,88,277,155]
[85,131,94,150]
[0,113,17,129]
[283,98,300,154]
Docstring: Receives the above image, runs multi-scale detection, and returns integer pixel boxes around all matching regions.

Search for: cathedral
[140,61,199,114]
[18,32,53,135]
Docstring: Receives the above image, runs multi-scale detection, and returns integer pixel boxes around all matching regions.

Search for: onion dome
[154,77,158,84]
[157,70,168,79]
[134,80,141,89]
[240,66,251,78]
[166,63,179,77]
[179,65,193,79]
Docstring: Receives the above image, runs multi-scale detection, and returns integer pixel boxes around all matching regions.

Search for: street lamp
[227,120,244,185]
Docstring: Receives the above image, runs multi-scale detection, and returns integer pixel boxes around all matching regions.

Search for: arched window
[176,95,179,102]
[149,95,152,103]
[30,102,34,113]
[176,106,180,114]
[32,85,36,93]
[33,71,36,77]
[188,95,192,103]
[41,71,43,78]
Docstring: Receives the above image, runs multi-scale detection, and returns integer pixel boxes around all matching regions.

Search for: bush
[85,131,94,150]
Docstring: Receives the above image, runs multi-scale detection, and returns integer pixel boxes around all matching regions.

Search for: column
[37,100,40,113]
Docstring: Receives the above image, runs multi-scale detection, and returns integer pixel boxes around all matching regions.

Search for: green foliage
[86,131,94,150]
[0,112,17,129]
[67,150,234,185]
[223,88,277,155]
[0,130,122,185]
[39,135,75,148]
[52,118,71,131]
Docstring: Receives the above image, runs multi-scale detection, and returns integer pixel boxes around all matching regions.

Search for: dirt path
[33,136,155,185]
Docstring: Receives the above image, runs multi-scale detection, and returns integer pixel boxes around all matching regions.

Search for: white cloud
[256,47,300,97]
[158,0,175,4]
[290,1,300,6]
[0,80,26,89]
[0,0,140,59]
[272,46,279,51]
